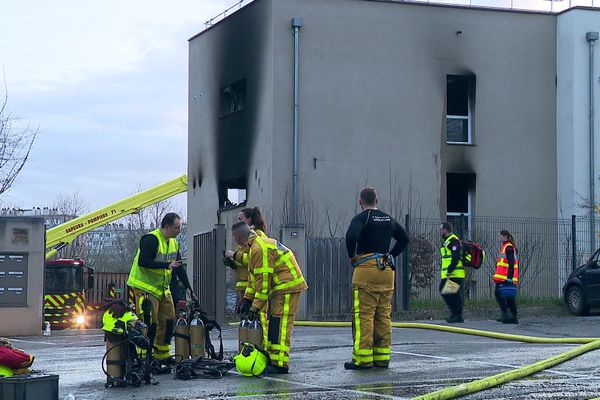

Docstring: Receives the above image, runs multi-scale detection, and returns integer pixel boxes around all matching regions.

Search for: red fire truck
[43,175,187,329]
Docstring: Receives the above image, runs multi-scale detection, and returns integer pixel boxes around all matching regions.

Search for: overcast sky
[0,0,232,214]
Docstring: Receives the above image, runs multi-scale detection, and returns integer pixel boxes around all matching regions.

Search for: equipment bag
[461,241,485,269]
[174,357,235,380]
[498,281,517,299]
[0,338,34,369]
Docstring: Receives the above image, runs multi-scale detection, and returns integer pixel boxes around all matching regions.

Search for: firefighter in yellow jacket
[439,222,466,323]
[224,207,270,346]
[231,221,308,374]
[127,212,189,362]
[344,187,409,370]
[225,207,269,304]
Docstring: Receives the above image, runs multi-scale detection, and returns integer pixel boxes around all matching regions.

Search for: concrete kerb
[293,305,570,323]
[394,305,570,321]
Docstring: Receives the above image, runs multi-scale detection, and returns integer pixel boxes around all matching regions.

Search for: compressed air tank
[174,314,190,362]
[238,318,250,352]
[247,319,263,350]
[189,312,205,358]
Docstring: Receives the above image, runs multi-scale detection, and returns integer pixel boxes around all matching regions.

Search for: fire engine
[43,175,188,329]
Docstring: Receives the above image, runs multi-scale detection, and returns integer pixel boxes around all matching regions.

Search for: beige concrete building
[187,0,600,244]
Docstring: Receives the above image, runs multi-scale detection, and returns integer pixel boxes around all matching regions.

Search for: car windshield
[45,266,82,293]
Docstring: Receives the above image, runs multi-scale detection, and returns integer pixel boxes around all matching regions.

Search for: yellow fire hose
[290,321,600,399]
[295,321,598,344]
[412,339,600,400]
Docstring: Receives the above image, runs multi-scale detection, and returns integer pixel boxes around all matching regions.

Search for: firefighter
[224,207,268,304]
[225,207,269,346]
[439,222,465,323]
[344,187,409,370]
[127,212,187,363]
[493,229,519,324]
[231,221,308,374]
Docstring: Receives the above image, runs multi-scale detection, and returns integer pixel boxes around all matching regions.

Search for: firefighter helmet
[0,364,14,377]
[234,342,268,377]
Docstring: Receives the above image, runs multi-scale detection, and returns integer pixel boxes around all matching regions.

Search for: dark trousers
[439,278,464,317]
[494,282,518,316]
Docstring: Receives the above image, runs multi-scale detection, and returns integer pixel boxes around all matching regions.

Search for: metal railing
[193,225,226,323]
[203,0,599,34]
[303,215,595,316]
[204,0,253,30]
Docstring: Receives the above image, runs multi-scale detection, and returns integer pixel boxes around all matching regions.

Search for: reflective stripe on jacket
[245,235,308,310]
[127,229,179,298]
[102,309,138,334]
[239,229,266,291]
[440,233,465,279]
[493,242,519,284]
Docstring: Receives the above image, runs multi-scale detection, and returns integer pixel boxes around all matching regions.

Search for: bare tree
[0,76,39,196]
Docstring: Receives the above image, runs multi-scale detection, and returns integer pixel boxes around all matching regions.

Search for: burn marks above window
[447,75,475,144]
[220,79,247,117]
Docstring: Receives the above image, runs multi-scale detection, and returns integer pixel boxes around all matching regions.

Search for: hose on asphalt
[289,321,600,399]
[293,321,598,344]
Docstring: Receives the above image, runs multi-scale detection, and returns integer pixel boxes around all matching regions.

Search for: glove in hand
[247,307,259,322]
[237,298,252,315]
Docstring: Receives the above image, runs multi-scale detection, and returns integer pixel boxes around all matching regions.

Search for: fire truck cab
[43,175,187,329]
[44,259,95,329]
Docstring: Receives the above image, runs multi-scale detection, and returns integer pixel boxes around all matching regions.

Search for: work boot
[266,364,289,374]
[496,311,509,323]
[373,361,389,369]
[502,312,518,324]
[344,361,373,370]
[446,315,464,323]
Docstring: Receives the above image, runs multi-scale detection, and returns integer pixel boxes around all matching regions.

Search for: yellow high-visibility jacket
[244,235,308,310]
[233,229,266,291]
[128,229,178,298]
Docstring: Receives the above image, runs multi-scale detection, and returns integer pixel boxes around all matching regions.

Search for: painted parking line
[227,370,408,399]
[391,350,593,378]
[9,338,57,346]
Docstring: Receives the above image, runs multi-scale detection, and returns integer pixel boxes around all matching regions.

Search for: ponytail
[241,207,268,233]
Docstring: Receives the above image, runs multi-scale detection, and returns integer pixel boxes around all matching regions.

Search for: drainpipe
[587,31,598,252]
[291,18,303,224]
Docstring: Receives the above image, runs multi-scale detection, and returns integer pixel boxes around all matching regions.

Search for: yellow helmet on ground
[0,364,14,377]
[234,342,269,377]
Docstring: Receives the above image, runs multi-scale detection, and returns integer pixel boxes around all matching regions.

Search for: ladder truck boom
[45,175,188,260]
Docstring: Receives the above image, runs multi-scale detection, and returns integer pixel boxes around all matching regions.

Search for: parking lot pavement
[8,316,600,399]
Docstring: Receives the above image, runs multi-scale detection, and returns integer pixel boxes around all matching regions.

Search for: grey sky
[0,0,231,212]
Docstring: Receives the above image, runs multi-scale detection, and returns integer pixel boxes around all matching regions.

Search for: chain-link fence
[305,215,596,316]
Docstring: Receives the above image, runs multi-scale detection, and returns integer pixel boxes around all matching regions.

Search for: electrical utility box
[0,216,45,336]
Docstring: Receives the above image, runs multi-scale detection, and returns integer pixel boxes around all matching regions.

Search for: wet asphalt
[6,315,600,400]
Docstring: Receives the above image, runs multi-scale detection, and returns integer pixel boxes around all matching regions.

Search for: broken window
[446,173,475,239]
[218,176,247,209]
[447,75,475,144]
[220,79,247,117]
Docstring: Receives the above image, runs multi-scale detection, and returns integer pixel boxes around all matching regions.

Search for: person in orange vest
[493,229,519,324]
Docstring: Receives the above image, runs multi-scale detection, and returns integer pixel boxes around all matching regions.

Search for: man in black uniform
[344,187,409,369]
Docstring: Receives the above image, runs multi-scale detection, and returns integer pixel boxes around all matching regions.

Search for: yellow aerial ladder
[43,175,188,329]
[46,174,188,259]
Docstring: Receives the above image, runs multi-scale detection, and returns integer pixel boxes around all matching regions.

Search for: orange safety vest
[493,242,519,284]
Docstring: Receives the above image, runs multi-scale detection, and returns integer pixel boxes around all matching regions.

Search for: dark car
[563,248,600,315]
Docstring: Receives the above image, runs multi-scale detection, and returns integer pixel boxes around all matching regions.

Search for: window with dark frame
[447,75,474,144]
[219,79,247,117]
[446,172,475,239]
